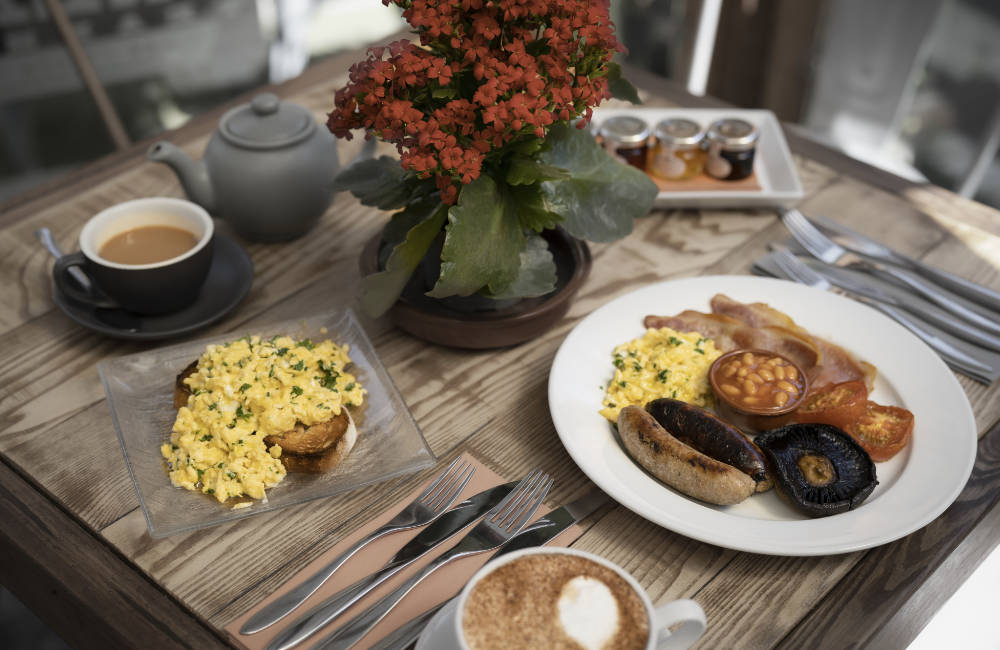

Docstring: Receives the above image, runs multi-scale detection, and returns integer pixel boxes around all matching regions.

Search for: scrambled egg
[599,328,721,423]
[161,335,366,503]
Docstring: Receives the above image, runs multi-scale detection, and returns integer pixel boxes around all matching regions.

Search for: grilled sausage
[618,406,756,506]
[646,398,771,492]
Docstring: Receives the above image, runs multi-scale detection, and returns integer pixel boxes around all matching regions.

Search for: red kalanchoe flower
[328,0,624,203]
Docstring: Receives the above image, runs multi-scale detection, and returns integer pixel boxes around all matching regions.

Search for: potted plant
[329,0,657,341]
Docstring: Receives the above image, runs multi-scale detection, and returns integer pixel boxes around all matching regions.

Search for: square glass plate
[99,308,435,538]
[592,107,805,209]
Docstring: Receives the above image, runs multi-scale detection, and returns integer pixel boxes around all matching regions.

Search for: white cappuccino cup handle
[652,599,706,649]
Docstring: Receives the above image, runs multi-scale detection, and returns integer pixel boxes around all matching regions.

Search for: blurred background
[1,0,999,645]
[2,0,1000,208]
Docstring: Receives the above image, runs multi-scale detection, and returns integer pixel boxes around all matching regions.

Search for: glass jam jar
[597,116,651,169]
[649,118,706,181]
[705,118,759,181]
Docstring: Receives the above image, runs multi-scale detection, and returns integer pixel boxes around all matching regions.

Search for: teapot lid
[219,93,316,149]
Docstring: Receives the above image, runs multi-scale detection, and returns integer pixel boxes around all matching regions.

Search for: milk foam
[556,576,621,650]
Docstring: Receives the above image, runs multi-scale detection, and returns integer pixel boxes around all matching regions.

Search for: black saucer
[52,234,254,341]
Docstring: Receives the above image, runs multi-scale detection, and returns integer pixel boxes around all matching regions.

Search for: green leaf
[488,234,557,299]
[509,137,546,156]
[538,123,658,242]
[427,175,524,297]
[360,201,447,317]
[505,156,571,185]
[431,87,457,99]
[606,62,641,104]
[382,195,440,248]
[508,184,564,233]
[332,156,414,210]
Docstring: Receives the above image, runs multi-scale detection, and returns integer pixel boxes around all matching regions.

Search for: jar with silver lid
[704,118,759,181]
[650,118,706,181]
[597,116,651,169]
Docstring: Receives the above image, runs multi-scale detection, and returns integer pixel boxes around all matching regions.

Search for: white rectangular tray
[592,107,804,209]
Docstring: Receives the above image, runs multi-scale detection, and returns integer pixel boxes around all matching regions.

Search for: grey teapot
[147,93,339,242]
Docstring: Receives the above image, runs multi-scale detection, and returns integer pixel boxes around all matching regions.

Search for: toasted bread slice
[174,359,356,471]
[262,412,350,455]
[279,416,357,473]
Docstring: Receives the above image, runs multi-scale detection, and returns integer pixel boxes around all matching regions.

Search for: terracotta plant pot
[359,228,591,349]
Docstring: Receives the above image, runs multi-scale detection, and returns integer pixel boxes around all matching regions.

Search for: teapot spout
[147,141,216,213]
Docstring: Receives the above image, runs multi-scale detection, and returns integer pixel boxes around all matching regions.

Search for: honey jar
[597,116,651,169]
[649,118,706,180]
[705,118,759,181]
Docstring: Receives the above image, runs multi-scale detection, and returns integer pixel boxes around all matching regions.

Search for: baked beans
[712,351,806,411]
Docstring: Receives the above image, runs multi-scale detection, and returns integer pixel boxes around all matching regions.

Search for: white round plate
[548,275,977,556]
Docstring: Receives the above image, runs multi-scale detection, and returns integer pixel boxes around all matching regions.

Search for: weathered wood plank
[4,53,1000,650]
[0,459,228,650]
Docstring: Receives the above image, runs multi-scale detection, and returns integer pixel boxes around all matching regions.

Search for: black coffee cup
[54,198,215,314]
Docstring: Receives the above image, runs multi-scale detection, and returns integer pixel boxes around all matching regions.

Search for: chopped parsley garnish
[632,362,642,372]
[226,471,238,480]
[171,444,179,450]
[206,488,215,495]
[297,338,315,350]
[199,434,213,442]
[672,390,678,398]
[239,383,252,392]
[694,348,705,355]
[235,405,252,421]
[217,462,224,468]
[196,468,205,478]
[291,386,303,397]
[657,369,670,382]
[208,402,218,411]
[668,336,683,346]
[618,381,627,388]
[276,347,289,356]
[613,358,625,370]
[344,382,355,391]
[291,360,305,371]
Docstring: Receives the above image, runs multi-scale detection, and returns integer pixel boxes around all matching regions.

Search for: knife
[263,481,518,650]
[797,258,1000,352]
[809,213,1000,316]
[753,251,1000,384]
[367,488,611,650]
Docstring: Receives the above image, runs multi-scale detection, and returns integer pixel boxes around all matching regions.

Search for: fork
[808,211,1000,315]
[310,469,553,650]
[756,247,1000,384]
[240,457,475,634]
[782,209,1000,336]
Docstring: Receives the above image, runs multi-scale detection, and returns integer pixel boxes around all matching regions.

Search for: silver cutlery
[809,211,1000,315]
[791,256,1000,352]
[264,480,519,650]
[782,210,1000,336]
[368,488,611,650]
[847,260,1000,337]
[312,469,553,649]
[241,457,475,635]
[753,249,1000,384]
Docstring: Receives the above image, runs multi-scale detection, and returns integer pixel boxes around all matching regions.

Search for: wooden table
[3,49,1000,650]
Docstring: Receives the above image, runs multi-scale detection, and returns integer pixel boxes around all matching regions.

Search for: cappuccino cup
[421,547,705,650]
[54,198,214,314]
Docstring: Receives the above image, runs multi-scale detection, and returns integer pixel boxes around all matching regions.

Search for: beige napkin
[225,452,582,649]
